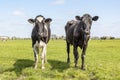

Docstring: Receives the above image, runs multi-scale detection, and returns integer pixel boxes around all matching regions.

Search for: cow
[28,15,52,69]
[65,14,99,70]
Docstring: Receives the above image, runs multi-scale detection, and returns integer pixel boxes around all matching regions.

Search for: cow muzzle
[39,33,48,38]
[84,30,90,35]
[84,32,90,46]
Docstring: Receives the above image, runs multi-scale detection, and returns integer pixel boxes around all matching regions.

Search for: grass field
[0,39,120,80]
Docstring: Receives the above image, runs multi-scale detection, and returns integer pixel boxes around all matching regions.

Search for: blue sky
[0,0,120,38]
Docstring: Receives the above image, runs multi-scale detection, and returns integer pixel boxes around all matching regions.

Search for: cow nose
[39,33,43,37]
[84,30,90,35]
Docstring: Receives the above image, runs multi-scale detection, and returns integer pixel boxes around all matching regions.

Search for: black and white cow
[28,15,52,69]
[65,14,99,70]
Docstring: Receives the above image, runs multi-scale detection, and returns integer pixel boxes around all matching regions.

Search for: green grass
[0,39,120,80]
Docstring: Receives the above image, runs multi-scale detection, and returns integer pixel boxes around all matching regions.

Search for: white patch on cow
[39,40,46,48]
[39,40,47,69]
[37,16,43,22]
[34,40,46,48]
[83,55,86,58]
[33,40,47,69]
[34,41,39,47]
[44,24,48,36]
[44,24,48,31]
[33,41,39,69]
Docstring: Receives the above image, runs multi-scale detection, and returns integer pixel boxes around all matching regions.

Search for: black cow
[28,15,52,69]
[65,14,99,70]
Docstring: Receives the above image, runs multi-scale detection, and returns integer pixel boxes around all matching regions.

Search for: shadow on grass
[48,59,70,72]
[4,59,34,76]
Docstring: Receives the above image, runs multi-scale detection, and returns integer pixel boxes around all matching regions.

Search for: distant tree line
[0,35,120,41]
[11,36,31,40]
[51,35,118,40]
[51,34,65,40]
[91,36,116,40]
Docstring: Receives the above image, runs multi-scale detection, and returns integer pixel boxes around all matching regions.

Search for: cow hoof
[67,59,70,64]
[75,65,78,68]
[41,66,45,69]
[81,66,86,70]
[67,61,70,64]
[74,63,78,68]
[34,66,37,69]
[75,66,78,68]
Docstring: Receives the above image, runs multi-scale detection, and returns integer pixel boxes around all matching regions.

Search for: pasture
[0,39,120,80]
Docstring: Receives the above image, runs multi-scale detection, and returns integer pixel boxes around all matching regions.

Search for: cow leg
[41,44,47,69]
[73,45,79,67]
[81,44,87,70]
[44,45,47,63]
[67,42,70,63]
[33,46,39,69]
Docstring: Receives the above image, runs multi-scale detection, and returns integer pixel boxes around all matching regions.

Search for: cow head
[81,14,99,34]
[75,14,98,32]
[75,14,99,44]
[28,15,52,37]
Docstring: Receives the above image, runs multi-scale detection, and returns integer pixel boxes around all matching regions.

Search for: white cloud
[13,10,25,17]
[52,0,65,5]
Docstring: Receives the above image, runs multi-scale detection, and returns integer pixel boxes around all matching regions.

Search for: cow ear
[92,16,99,21]
[45,18,52,23]
[75,16,81,21]
[28,19,35,24]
